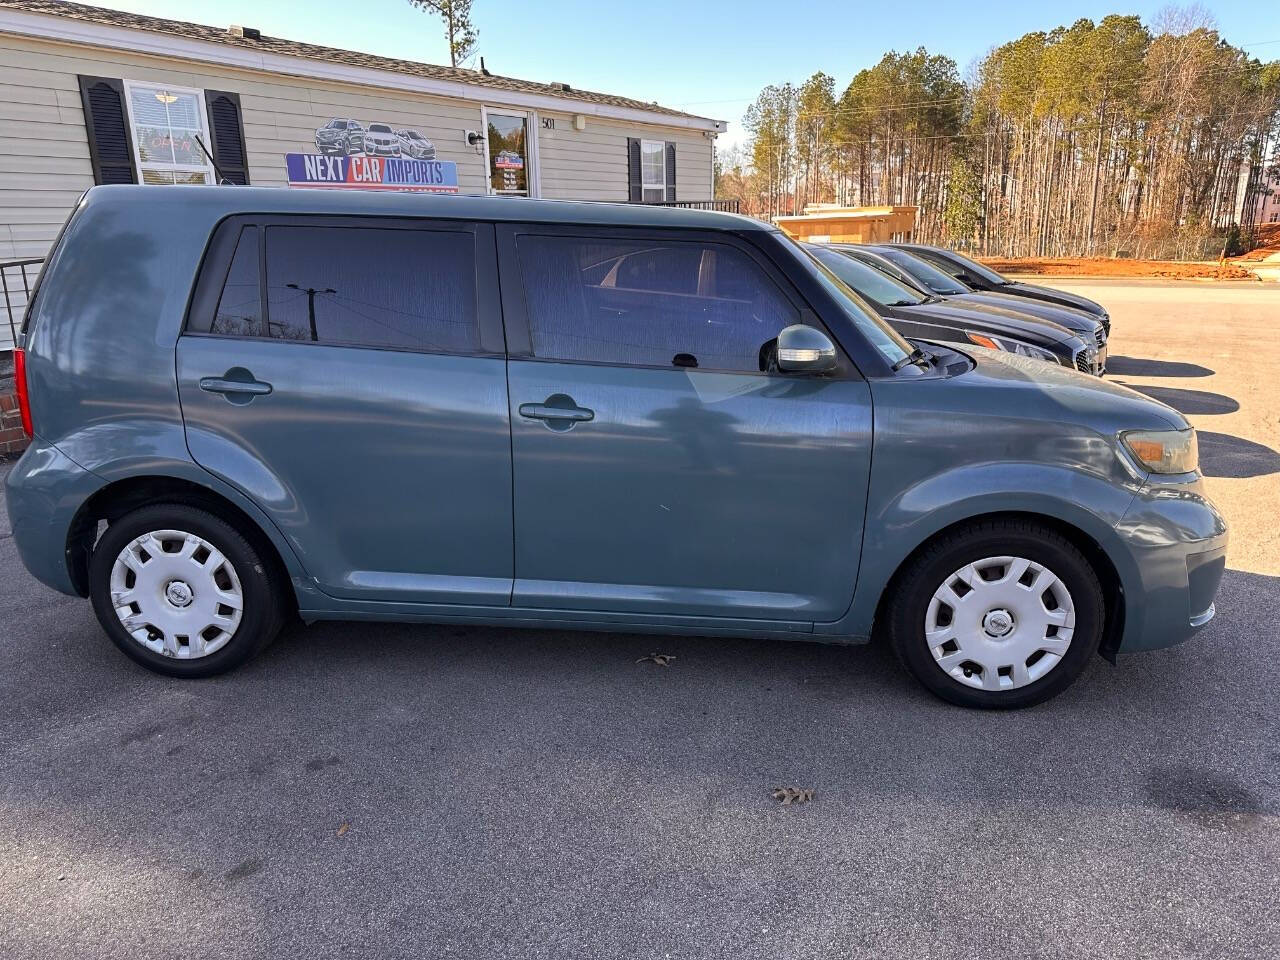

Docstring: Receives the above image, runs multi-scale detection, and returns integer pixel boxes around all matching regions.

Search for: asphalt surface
[1,281,1278,959]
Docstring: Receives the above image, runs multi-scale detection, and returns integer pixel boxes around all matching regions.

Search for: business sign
[493,150,524,170]
[286,153,459,192]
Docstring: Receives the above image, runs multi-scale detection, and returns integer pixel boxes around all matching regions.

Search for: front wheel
[887,519,1104,709]
[88,504,284,677]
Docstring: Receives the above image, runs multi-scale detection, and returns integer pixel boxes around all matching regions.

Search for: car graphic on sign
[362,123,401,157]
[494,150,524,169]
[396,129,436,160]
[314,118,364,156]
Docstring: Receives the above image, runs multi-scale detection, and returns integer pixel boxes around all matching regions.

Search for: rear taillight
[13,347,32,438]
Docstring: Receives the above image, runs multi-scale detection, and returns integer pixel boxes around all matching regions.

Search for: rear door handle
[518,403,593,422]
[200,377,272,396]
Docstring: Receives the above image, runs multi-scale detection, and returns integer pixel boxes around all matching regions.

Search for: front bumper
[1112,476,1228,653]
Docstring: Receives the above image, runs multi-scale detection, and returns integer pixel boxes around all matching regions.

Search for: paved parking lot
[1,279,1277,959]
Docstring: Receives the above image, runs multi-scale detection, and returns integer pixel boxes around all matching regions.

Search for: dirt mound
[1232,223,1280,262]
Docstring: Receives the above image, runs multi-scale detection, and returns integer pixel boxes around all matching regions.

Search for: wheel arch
[869,510,1126,660]
[66,473,300,611]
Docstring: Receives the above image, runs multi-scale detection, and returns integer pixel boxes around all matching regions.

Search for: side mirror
[775,324,838,374]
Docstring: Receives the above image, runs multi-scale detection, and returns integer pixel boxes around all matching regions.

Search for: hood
[951,291,1101,334]
[890,301,1076,345]
[958,346,1186,433]
[999,281,1105,317]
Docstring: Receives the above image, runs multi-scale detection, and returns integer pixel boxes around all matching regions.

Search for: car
[361,122,401,157]
[855,245,1110,366]
[314,118,364,156]
[892,243,1111,336]
[6,186,1227,709]
[805,243,1097,374]
[396,129,436,160]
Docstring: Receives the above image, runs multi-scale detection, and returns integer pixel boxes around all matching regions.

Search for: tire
[887,519,1104,709]
[88,504,284,678]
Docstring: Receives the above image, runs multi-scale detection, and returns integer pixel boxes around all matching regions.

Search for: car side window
[211,227,266,337]
[256,225,480,352]
[515,234,799,372]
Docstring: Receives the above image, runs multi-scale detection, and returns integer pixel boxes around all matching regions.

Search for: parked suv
[6,187,1227,709]
[314,118,364,156]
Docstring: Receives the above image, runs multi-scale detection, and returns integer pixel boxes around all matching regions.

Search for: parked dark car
[853,245,1109,364]
[6,186,1226,709]
[805,244,1096,373]
[893,243,1111,334]
[314,118,364,156]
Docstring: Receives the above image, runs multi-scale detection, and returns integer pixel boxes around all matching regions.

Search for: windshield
[807,245,928,307]
[872,247,970,296]
[779,235,913,368]
[370,124,391,133]
[927,247,1009,286]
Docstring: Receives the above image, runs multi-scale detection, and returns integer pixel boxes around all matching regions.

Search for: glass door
[484,110,532,196]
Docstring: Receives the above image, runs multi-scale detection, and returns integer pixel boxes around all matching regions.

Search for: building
[773,205,917,245]
[0,0,727,348]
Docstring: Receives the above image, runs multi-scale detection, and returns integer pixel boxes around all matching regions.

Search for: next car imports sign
[285,153,459,193]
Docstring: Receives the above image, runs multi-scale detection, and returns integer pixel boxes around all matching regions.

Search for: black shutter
[204,90,250,185]
[77,75,136,185]
[664,142,676,202]
[627,137,642,203]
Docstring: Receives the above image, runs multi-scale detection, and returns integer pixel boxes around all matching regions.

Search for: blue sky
[95,1,1275,147]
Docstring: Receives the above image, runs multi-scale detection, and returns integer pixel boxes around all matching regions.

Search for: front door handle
[518,393,594,429]
[199,367,272,404]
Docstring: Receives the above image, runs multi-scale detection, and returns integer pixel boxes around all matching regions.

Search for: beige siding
[0,30,717,319]
[536,111,712,202]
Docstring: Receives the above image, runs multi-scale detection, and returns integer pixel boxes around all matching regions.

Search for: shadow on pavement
[1120,383,1240,415]
[1105,356,1213,378]
[1197,431,1280,478]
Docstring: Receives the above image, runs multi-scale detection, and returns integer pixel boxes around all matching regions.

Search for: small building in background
[774,205,918,245]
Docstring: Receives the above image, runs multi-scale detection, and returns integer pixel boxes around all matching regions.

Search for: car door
[498,224,873,624]
[178,216,513,606]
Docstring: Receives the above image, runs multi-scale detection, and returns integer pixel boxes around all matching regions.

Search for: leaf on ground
[772,787,815,806]
[336,823,349,836]
[635,653,676,666]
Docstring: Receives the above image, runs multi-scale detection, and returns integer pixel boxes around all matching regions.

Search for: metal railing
[2,258,43,351]
[654,199,741,213]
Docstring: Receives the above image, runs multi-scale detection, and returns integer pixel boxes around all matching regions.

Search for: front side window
[875,247,970,296]
[516,234,799,372]
[641,140,667,203]
[920,248,1008,287]
[124,81,214,185]
[808,246,927,307]
[248,225,480,352]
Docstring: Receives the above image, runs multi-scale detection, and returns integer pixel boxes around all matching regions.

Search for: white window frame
[122,79,216,185]
[640,138,668,204]
[480,105,539,198]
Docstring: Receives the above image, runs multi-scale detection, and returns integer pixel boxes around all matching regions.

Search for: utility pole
[286,283,334,341]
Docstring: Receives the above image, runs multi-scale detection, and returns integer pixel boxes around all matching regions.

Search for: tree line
[716,10,1280,259]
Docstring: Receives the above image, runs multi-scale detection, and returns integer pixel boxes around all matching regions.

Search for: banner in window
[285,153,459,192]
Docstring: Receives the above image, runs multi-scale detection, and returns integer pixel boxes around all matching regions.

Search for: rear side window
[253,226,479,352]
[212,227,264,337]
[515,235,799,372]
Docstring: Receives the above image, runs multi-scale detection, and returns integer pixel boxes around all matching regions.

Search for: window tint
[263,226,479,352]
[516,235,799,372]
[874,247,969,296]
[808,245,927,306]
[212,227,264,337]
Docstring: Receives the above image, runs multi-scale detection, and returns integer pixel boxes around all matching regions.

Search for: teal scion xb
[6,186,1227,708]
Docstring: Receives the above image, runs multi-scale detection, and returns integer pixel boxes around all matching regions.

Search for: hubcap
[108,529,244,659]
[924,556,1075,691]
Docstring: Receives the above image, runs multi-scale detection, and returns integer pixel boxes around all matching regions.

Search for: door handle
[518,393,594,428]
[199,368,272,404]
[518,403,593,422]
[199,377,272,396]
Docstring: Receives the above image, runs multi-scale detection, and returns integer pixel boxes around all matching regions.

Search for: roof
[82,183,772,232]
[0,0,724,128]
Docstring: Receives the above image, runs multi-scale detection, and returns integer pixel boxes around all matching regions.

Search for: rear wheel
[88,504,284,677]
[888,519,1104,709]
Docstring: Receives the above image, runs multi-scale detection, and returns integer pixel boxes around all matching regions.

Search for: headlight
[1121,428,1199,474]
[965,332,1058,363]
